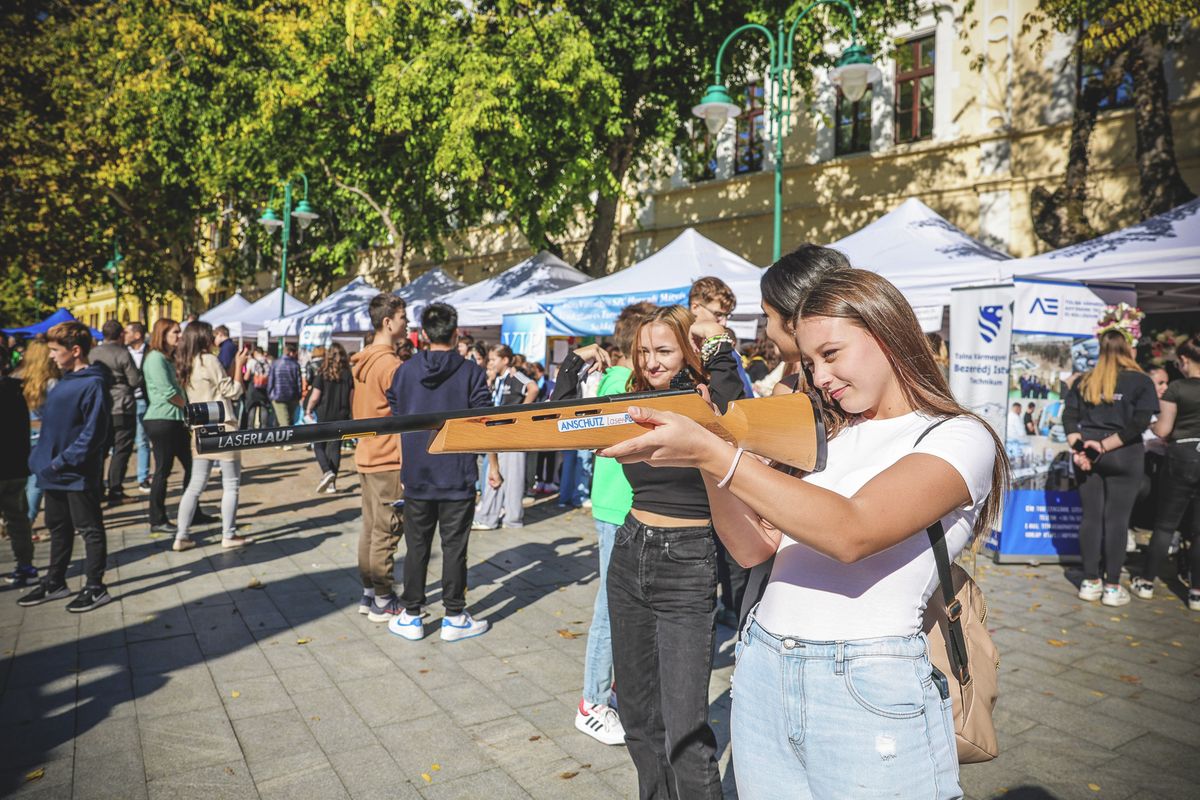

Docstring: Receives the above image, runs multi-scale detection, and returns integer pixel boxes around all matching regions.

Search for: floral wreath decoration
[1094,302,1144,346]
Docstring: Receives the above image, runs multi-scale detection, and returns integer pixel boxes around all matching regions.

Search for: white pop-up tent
[442,251,592,328]
[827,198,1011,313]
[225,288,308,340]
[537,228,764,336]
[999,198,1200,312]
[397,267,467,324]
[263,277,379,337]
[199,292,251,325]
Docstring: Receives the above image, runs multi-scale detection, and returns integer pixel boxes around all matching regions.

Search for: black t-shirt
[493,370,533,408]
[1163,377,1200,441]
[746,358,770,383]
[312,370,353,421]
[1065,369,1159,439]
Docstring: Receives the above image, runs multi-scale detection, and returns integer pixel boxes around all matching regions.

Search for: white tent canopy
[199,292,251,325]
[225,288,308,340]
[826,198,1011,309]
[398,267,467,324]
[998,198,1200,311]
[537,228,765,335]
[264,277,379,337]
[442,251,592,328]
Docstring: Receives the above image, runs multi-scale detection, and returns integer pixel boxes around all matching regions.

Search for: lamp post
[693,0,880,262]
[259,174,319,353]
[103,238,125,321]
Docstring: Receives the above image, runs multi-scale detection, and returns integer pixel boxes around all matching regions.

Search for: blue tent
[2,308,104,340]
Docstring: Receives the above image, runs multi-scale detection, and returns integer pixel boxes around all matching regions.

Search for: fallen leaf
[529,735,541,741]
[1090,690,1105,698]
[1109,616,1122,622]
[1118,674,1141,685]
[1041,691,1055,697]
[421,773,432,784]
[311,716,320,721]
[224,767,236,776]
[148,532,163,539]
[230,690,241,698]
[553,610,563,617]
[556,629,581,640]
[1029,603,1041,610]
[1129,642,1141,647]
[247,577,263,590]
[24,768,44,782]
[560,771,578,780]
[1046,639,1067,647]
[296,638,311,645]
[1088,783,1101,792]
[431,764,440,771]
[418,669,430,674]
[1170,641,1182,647]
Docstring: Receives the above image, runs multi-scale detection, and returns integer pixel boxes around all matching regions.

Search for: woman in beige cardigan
[174,321,249,551]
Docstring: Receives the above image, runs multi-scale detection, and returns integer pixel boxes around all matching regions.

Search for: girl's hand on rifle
[598,405,727,472]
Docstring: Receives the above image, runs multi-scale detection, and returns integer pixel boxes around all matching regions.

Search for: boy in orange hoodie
[350,294,407,621]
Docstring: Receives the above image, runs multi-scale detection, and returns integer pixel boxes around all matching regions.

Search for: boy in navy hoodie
[385,302,499,642]
[19,322,113,612]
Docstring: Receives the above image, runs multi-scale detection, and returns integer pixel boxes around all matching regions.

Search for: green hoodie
[590,366,634,525]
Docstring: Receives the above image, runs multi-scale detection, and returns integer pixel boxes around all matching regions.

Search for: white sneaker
[1130,578,1154,600]
[1189,591,1200,612]
[322,480,338,494]
[1101,584,1130,607]
[471,521,498,531]
[440,612,489,642]
[1078,579,1103,601]
[316,472,336,493]
[575,699,625,746]
[388,610,426,641]
[1126,531,1139,553]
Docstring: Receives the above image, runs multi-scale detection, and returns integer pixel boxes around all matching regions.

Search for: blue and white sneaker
[358,594,373,615]
[388,610,425,641]
[367,595,402,623]
[3,565,38,587]
[440,612,489,642]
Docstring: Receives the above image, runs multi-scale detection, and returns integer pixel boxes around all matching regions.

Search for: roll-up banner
[988,277,1136,563]
[949,284,1014,440]
[501,313,547,365]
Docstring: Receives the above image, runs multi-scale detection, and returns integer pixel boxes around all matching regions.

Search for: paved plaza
[1,448,1197,799]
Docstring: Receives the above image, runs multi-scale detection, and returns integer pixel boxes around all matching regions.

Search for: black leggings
[313,440,342,476]
[144,418,192,526]
[1142,442,1200,587]
[1077,442,1143,584]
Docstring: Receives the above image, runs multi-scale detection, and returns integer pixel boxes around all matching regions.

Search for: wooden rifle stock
[191,389,827,473]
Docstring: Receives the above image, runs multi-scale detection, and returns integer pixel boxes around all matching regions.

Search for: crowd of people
[1,247,1197,798]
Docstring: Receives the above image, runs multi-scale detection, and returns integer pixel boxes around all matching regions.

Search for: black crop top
[622,342,746,519]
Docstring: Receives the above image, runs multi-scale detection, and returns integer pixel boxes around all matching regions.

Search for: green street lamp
[694,0,880,261]
[259,173,319,352]
[103,238,125,321]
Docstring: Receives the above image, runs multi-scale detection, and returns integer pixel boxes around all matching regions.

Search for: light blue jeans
[731,611,961,799]
[135,397,150,484]
[582,519,618,706]
[557,450,594,507]
[176,458,242,542]
[25,474,41,524]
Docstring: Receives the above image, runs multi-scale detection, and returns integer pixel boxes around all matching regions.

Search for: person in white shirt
[601,267,1008,800]
[124,322,151,491]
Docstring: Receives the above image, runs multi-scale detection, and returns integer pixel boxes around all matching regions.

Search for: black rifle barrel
[190,389,691,455]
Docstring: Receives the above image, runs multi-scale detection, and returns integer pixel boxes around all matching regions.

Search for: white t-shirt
[756,412,997,640]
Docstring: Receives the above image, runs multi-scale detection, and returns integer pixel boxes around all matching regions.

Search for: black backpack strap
[917,418,972,685]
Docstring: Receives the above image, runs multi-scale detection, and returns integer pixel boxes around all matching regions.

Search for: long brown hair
[175,321,214,388]
[320,342,349,381]
[627,305,706,392]
[149,318,179,357]
[1079,330,1142,405]
[796,269,1010,536]
[19,339,60,411]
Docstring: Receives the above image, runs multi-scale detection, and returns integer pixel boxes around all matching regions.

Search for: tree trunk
[172,234,202,315]
[1129,28,1195,218]
[1030,49,1130,248]
[577,130,638,276]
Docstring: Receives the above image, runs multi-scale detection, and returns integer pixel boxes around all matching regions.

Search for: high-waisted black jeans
[143,418,192,526]
[607,515,722,800]
[1143,441,1200,586]
[1077,441,1143,584]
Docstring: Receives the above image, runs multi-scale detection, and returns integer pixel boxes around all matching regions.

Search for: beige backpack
[917,421,1000,764]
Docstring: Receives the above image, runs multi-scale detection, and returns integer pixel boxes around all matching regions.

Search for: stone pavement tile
[428,673,518,728]
[959,761,1045,800]
[124,606,194,644]
[503,647,584,697]
[327,744,423,800]
[1116,732,1200,783]
[419,767,532,800]
[375,714,498,787]
[72,745,148,800]
[75,605,127,652]
[291,687,375,756]
[254,635,321,672]
[339,671,440,728]
[1,757,74,798]
[73,714,140,761]
[1000,687,1147,750]
[174,571,234,607]
[991,628,1098,667]
[275,664,333,696]
[999,741,1138,799]
[523,764,621,800]
[205,644,276,684]
[1095,756,1196,799]
[232,709,328,784]
[309,639,394,683]
[140,707,243,782]
[254,764,349,800]
[595,761,638,797]
[132,665,223,720]
[145,760,258,800]
[128,635,202,675]
[515,697,631,775]
[0,708,75,770]
[186,604,253,653]
[390,648,475,692]
[77,649,136,720]
[1089,694,1200,745]
[1072,653,1200,701]
[215,672,296,721]
[1002,664,1124,707]
[467,714,575,785]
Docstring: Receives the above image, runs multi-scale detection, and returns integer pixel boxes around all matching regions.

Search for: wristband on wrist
[700,335,733,363]
[716,447,745,489]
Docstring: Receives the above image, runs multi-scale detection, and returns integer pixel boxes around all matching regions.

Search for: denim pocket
[844,656,926,719]
[664,534,716,564]
[614,519,638,547]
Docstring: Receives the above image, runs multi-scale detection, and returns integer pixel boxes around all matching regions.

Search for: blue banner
[986,489,1082,561]
[501,313,547,363]
[539,287,690,336]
